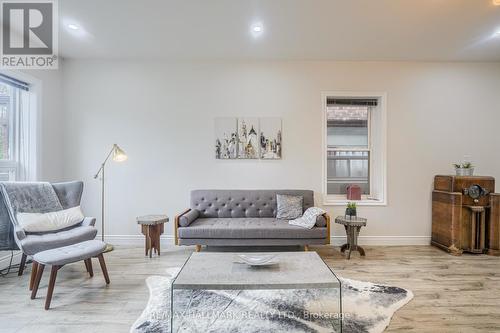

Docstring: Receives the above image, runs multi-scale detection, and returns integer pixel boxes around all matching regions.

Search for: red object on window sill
[346,185,361,200]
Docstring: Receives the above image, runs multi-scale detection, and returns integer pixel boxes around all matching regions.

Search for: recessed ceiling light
[67,24,79,30]
[493,0,500,6]
[250,22,264,36]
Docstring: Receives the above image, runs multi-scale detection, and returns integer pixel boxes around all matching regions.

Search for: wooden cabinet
[431,175,499,256]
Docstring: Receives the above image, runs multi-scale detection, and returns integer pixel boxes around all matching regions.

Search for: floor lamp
[94,144,128,252]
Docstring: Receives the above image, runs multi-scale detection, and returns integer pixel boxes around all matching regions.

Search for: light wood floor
[0,245,499,333]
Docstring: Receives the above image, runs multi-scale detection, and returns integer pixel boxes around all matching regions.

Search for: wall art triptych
[215,117,282,160]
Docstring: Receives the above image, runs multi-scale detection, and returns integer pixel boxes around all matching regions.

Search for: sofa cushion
[315,215,327,227]
[190,190,315,219]
[178,218,327,239]
[20,225,98,256]
[276,194,303,219]
[34,240,106,266]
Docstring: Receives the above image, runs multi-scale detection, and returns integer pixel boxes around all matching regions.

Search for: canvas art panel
[215,117,238,159]
[259,117,282,159]
[237,118,259,159]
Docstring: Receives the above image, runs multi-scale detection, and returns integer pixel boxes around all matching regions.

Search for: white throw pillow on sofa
[289,207,326,229]
[17,206,85,232]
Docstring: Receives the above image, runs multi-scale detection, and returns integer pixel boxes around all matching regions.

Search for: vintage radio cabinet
[432,175,500,256]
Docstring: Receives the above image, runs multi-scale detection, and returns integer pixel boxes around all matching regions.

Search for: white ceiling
[59,0,500,61]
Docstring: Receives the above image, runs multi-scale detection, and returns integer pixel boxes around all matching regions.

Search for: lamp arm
[93,145,116,179]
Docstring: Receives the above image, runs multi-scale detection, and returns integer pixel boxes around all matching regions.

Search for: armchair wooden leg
[18,253,27,276]
[195,245,201,252]
[29,261,39,291]
[304,245,309,252]
[31,264,45,299]
[97,254,110,284]
[84,259,93,277]
[45,265,59,310]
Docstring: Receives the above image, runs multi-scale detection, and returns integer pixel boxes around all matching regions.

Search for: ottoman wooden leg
[97,254,110,284]
[45,265,60,310]
[29,261,38,291]
[84,258,93,277]
[195,245,201,252]
[31,264,45,299]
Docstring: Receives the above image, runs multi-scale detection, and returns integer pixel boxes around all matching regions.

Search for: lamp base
[103,243,114,253]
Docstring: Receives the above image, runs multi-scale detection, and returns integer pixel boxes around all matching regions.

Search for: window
[0,74,34,181]
[322,92,387,205]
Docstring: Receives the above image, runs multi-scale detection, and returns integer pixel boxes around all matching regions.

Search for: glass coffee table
[171,252,343,332]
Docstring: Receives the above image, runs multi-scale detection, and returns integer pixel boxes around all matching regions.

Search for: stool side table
[137,215,169,258]
[335,216,367,259]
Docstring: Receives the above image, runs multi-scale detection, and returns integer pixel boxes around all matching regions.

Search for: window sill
[323,197,387,206]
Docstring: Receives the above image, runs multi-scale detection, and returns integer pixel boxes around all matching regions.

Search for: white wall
[22,69,64,181]
[61,60,500,244]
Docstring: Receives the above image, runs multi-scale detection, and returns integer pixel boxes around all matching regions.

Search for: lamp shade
[112,144,128,162]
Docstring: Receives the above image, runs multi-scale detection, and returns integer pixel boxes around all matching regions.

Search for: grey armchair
[0,181,97,288]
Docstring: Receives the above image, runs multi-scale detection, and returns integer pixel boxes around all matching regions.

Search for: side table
[137,215,169,258]
[335,216,367,259]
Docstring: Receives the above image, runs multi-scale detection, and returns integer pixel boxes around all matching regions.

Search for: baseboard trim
[99,235,431,246]
[331,236,431,246]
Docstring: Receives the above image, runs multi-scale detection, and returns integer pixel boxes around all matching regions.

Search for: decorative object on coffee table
[335,215,367,259]
[94,144,128,253]
[137,215,169,258]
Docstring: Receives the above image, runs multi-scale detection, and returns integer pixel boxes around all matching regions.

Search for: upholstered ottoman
[31,240,110,309]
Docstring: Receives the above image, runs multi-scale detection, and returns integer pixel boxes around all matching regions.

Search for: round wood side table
[137,215,169,258]
[335,216,367,259]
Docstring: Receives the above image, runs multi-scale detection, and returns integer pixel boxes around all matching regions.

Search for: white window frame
[321,91,387,206]
[0,70,41,181]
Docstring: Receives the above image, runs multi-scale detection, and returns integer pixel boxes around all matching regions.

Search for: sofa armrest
[320,213,331,245]
[179,209,199,227]
[81,217,96,227]
[174,209,191,245]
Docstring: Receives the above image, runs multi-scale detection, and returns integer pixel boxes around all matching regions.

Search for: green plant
[347,202,357,209]
[453,162,473,169]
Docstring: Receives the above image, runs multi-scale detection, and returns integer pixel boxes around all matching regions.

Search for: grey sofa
[0,181,97,279]
[175,190,330,250]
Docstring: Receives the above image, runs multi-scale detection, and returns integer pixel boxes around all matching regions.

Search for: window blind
[327,98,377,106]
[0,74,30,91]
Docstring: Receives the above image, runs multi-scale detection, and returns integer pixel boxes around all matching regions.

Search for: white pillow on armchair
[17,206,85,232]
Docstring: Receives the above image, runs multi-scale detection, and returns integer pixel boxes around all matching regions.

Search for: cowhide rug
[131,268,413,333]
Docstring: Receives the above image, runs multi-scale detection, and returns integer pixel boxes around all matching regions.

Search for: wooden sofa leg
[29,261,39,290]
[195,245,201,252]
[18,253,27,276]
[304,245,309,252]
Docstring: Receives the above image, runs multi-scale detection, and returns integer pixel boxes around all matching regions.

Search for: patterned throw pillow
[289,207,326,229]
[276,194,303,220]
